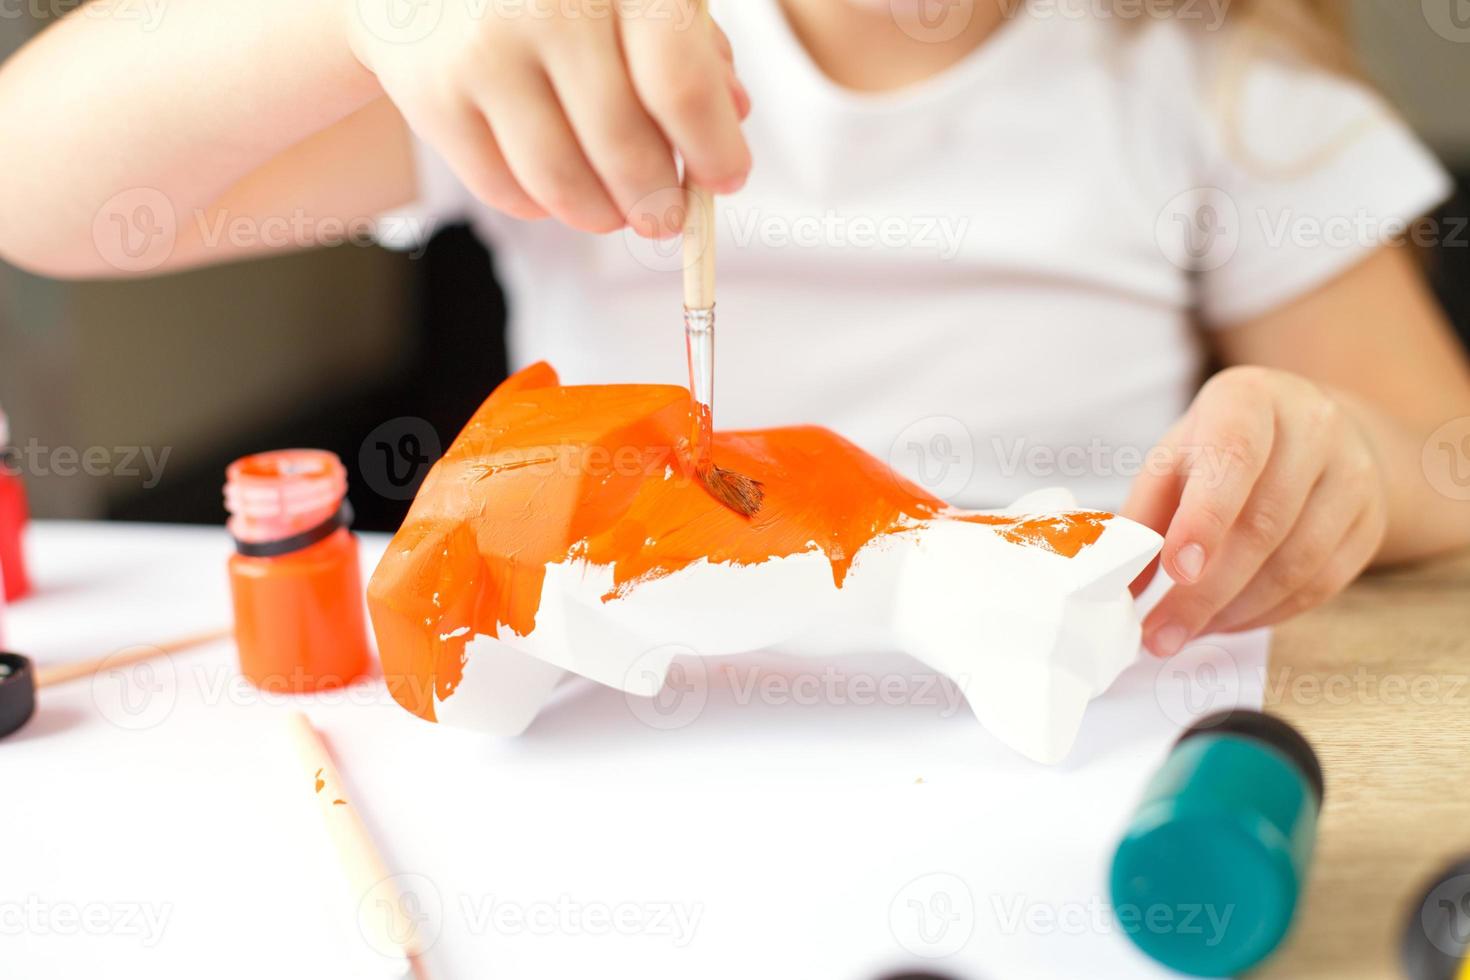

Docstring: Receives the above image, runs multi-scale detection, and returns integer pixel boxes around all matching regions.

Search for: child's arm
[0,0,750,278]
[0,0,390,276]
[1125,245,1470,653]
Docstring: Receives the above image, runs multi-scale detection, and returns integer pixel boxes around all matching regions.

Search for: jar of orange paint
[0,407,31,603]
[225,450,371,692]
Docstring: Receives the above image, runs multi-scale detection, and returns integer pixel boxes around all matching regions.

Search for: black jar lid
[1402,857,1470,980]
[0,651,37,738]
[1177,708,1325,807]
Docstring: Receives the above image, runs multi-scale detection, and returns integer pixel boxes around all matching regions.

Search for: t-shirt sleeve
[1189,40,1452,327]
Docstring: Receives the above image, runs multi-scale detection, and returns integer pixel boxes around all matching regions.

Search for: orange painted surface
[367,364,1113,722]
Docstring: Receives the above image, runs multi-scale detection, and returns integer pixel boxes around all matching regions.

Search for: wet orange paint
[367,364,1114,722]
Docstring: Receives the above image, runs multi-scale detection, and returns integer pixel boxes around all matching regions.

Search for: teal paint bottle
[1111,709,1323,977]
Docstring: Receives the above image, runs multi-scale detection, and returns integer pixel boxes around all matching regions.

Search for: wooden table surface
[1258,547,1470,980]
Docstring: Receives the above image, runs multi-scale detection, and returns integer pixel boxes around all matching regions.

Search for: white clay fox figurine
[368,363,1163,763]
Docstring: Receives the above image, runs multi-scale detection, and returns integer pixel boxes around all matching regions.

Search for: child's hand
[1123,366,1389,655]
[347,0,751,236]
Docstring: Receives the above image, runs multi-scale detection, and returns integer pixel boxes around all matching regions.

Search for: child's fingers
[709,18,751,119]
[1141,419,1326,656]
[1119,420,1186,596]
[1203,459,1368,634]
[1158,381,1275,589]
[709,17,735,64]
[472,59,624,234]
[620,15,751,192]
[541,27,679,237]
[728,68,752,121]
[1214,505,1382,634]
[416,97,546,221]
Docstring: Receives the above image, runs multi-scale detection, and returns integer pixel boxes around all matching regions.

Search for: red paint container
[0,408,31,603]
[225,450,372,692]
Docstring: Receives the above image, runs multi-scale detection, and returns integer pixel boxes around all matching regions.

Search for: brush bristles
[699,465,765,517]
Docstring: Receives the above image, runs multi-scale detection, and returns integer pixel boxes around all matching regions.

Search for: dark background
[105,225,512,533]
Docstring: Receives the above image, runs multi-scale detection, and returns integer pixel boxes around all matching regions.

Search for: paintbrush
[682,179,764,517]
[286,712,432,980]
[32,627,232,688]
[0,628,234,740]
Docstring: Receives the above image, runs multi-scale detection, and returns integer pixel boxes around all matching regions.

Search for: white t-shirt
[383,0,1450,510]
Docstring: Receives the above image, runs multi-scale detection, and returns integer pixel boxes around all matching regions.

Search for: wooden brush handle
[35,627,232,689]
[680,0,716,311]
[682,182,715,310]
[286,712,426,961]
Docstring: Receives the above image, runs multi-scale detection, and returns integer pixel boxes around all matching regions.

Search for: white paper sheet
[2,522,1267,979]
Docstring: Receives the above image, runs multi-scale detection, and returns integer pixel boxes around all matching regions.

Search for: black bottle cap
[1402,857,1470,980]
[1177,708,1325,808]
[0,651,36,738]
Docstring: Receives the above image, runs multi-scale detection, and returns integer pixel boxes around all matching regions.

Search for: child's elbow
[1,248,73,281]
[0,184,123,279]
[0,228,116,281]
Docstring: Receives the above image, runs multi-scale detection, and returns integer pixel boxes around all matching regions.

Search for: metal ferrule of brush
[683,304,716,411]
[683,304,716,472]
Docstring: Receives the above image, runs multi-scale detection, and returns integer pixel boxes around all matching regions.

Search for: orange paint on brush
[367,364,1115,722]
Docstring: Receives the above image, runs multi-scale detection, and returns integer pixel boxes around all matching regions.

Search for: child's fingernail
[734,79,752,117]
[1174,543,1206,583]
[1148,623,1188,658]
